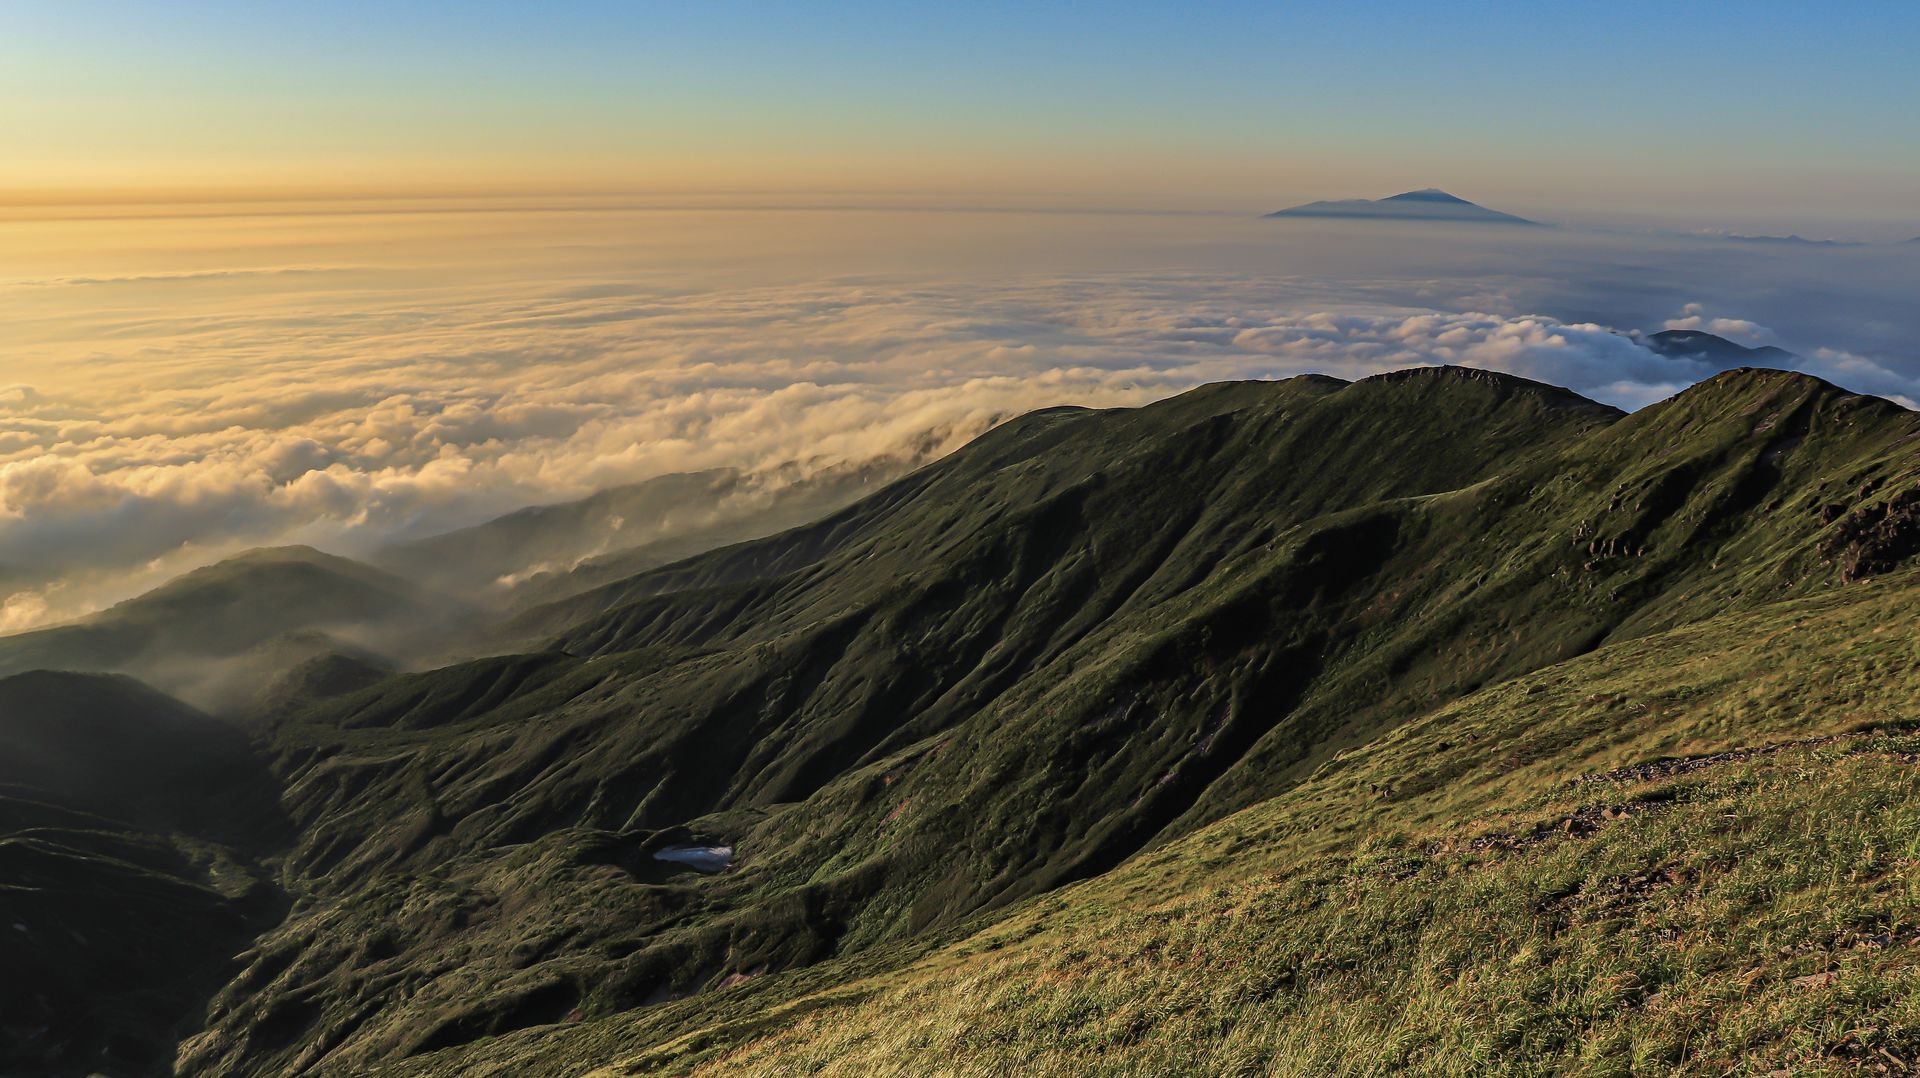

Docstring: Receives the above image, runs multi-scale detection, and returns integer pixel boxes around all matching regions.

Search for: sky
[3,2,1920,632]
[4,1,1919,231]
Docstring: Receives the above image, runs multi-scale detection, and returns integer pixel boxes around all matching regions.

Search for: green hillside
[498,570,1920,1077]
[7,365,1920,1075]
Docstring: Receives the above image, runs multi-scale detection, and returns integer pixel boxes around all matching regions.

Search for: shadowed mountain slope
[0,672,285,1076]
[152,365,1920,1074]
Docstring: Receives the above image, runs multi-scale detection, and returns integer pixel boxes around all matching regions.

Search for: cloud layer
[4,210,1917,631]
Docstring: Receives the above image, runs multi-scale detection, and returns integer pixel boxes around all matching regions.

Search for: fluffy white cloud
[1662,302,1778,345]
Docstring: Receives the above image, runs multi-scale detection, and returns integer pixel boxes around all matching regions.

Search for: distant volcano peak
[1265,189,1538,225]
[1380,188,1472,204]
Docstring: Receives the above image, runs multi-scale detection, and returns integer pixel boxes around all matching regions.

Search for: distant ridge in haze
[1715,233,1852,247]
[1642,329,1799,369]
[1265,188,1540,225]
[0,546,465,713]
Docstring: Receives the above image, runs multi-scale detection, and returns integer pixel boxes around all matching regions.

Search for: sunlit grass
[541,573,1920,1077]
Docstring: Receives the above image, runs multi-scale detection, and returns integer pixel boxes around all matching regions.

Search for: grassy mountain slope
[158,366,1920,1074]
[453,567,1920,1076]
[0,546,465,713]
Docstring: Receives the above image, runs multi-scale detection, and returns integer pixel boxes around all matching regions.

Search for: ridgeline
[7,365,1920,1075]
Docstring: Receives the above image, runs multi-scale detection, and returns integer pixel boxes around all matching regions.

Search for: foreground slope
[163,365,1920,1074]
[477,567,1920,1077]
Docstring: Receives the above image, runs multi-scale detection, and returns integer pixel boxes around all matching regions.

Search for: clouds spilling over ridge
[3,252,1915,632]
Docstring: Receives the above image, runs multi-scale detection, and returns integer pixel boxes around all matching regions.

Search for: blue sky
[2,1,1917,222]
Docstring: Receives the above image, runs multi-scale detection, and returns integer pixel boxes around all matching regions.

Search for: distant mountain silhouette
[1265,188,1539,225]
[1643,329,1798,369]
[1715,233,1852,247]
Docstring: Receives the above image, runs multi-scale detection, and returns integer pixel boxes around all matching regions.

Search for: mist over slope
[0,547,467,713]
[373,458,906,605]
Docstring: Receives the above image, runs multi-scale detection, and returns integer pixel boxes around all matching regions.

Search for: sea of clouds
[3,209,1916,630]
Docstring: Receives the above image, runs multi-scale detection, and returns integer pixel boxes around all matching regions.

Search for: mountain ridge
[8,365,1920,1075]
[168,365,1920,1074]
